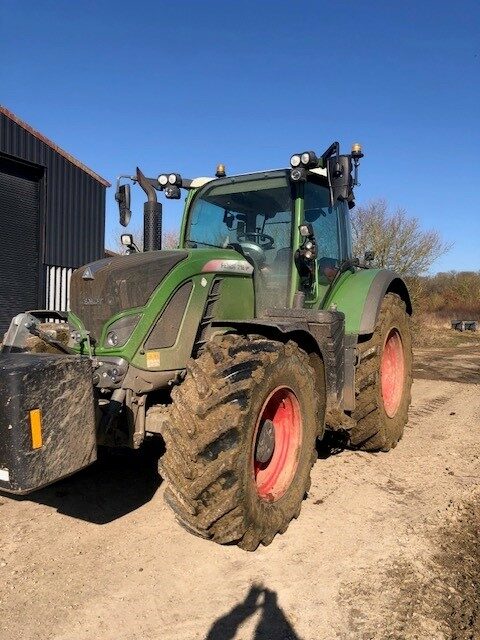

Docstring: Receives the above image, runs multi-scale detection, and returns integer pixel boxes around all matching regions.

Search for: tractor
[0,142,412,551]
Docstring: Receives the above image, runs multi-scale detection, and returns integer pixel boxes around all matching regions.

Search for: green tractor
[0,142,412,550]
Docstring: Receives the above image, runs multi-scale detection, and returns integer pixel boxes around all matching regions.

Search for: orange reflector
[29,409,43,449]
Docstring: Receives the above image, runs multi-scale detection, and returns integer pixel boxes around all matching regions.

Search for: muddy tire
[349,293,412,452]
[158,335,325,551]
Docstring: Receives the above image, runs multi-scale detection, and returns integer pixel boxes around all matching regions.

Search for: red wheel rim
[380,329,405,418]
[253,387,302,502]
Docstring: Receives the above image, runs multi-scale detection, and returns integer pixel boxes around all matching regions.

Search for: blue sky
[2,0,479,272]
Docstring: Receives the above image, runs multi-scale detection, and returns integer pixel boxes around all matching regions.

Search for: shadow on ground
[2,438,163,524]
[206,584,301,640]
[316,429,349,459]
[1,429,349,527]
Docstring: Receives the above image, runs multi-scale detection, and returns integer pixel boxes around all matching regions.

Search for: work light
[290,167,307,182]
[165,185,181,199]
[121,234,133,246]
[168,173,181,185]
[300,151,318,167]
[158,174,168,186]
[299,223,314,237]
[290,154,301,167]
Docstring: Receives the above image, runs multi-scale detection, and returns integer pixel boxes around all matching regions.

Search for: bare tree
[163,230,180,249]
[350,199,452,276]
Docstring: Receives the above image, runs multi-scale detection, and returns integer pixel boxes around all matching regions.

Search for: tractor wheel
[349,293,412,452]
[159,335,324,551]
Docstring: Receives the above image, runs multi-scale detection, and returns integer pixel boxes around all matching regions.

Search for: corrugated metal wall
[0,156,43,329]
[45,265,73,312]
[0,112,106,269]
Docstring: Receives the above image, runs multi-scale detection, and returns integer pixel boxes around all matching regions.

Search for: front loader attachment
[0,353,97,494]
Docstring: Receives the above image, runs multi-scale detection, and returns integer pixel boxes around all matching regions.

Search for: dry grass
[412,312,480,348]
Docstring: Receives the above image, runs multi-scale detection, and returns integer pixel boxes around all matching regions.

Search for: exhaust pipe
[136,167,162,251]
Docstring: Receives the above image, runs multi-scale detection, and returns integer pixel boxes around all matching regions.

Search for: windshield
[185,175,294,268]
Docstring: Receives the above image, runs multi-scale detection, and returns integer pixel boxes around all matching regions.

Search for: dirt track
[1,345,479,640]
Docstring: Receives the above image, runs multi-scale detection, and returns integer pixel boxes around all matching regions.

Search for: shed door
[0,155,43,335]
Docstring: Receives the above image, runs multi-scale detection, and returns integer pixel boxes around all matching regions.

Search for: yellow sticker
[29,409,43,449]
[146,350,161,368]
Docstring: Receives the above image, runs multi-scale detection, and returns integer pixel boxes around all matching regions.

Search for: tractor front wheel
[159,335,324,551]
[349,293,412,451]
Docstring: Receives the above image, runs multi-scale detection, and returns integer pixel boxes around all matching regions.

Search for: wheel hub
[255,419,275,464]
[381,328,405,418]
[253,387,302,502]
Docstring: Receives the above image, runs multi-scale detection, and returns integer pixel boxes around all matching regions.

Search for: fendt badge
[82,267,94,280]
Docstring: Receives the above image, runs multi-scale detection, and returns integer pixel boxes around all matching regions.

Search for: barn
[0,106,110,334]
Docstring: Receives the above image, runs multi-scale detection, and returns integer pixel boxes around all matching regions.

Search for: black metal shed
[0,106,110,333]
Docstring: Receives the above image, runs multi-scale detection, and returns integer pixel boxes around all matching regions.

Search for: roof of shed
[0,106,111,187]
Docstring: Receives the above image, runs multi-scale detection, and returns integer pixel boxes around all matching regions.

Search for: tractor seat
[271,248,291,273]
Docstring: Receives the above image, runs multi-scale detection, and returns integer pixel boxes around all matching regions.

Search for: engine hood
[70,250,188,342]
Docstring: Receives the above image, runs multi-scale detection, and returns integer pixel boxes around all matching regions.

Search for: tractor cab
[183,170,295,310]
[116,142,363,313]
[181,169,352,312]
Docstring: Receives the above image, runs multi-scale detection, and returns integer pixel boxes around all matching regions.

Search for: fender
[326,269,411,413]
[326,269,412,336]
[212,309,345,425]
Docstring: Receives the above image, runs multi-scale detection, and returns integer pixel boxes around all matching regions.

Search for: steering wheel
[236,231,275,250]
[228,241,267,269]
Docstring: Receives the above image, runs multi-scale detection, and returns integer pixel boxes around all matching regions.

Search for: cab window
[186,176,293,267]
[186,174,295,309]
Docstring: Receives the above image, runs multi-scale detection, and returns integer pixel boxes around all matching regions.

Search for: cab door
[302,179,351,307]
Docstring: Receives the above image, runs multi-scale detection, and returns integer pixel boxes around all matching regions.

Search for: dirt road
[1,345,479,640]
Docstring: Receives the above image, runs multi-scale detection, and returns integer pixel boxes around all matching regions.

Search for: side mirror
[116,184,131,227]
[327,155,353,206]
[223,210,235,229]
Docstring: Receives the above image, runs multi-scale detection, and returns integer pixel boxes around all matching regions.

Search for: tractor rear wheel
[349,293,412,451]
[159,335,324,551]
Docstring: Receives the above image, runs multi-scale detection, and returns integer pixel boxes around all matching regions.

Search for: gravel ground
[0,345,479,640]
